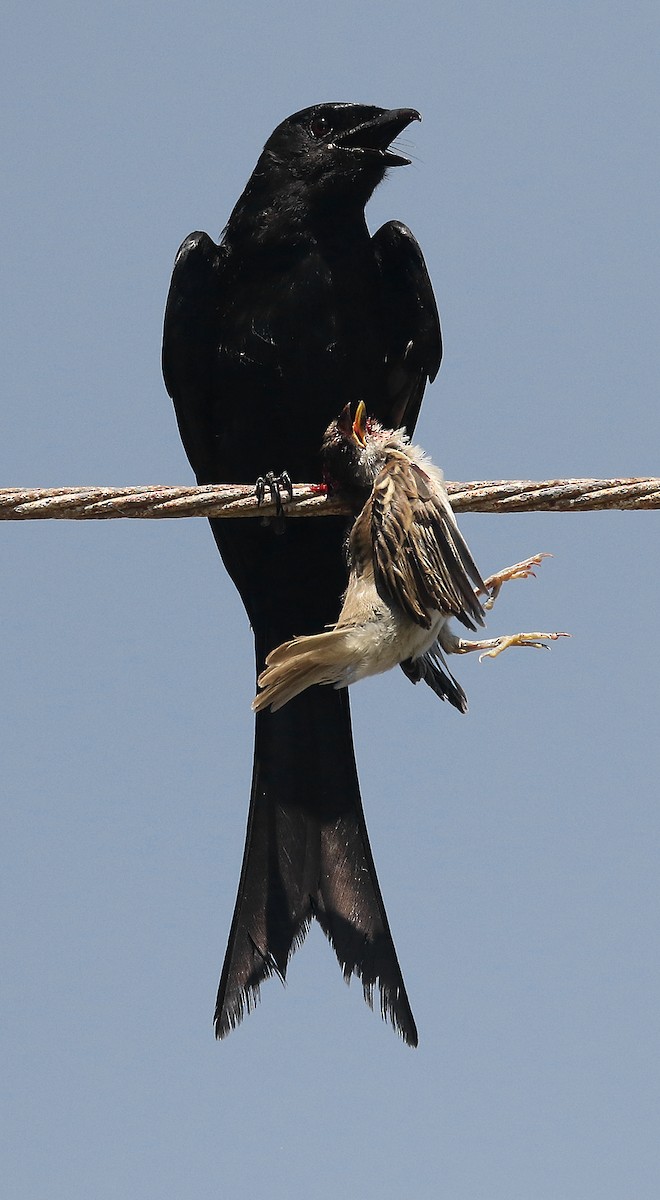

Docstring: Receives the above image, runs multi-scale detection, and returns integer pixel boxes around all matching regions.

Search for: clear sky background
[2,3,659,1197]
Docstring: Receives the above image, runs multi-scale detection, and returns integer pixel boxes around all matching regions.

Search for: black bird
[162,103,441,1046]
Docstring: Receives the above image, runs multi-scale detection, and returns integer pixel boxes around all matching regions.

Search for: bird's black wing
[162,231,226,484]
[372,220,442,436]
[163,233,419,1047]
[399,647,468,713]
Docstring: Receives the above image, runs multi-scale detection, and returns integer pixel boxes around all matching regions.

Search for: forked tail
[214,682,417,1046]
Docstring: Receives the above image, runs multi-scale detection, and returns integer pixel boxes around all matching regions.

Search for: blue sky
[2,3,659,1197]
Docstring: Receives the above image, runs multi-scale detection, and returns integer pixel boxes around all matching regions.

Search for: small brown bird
[254,402,565,713]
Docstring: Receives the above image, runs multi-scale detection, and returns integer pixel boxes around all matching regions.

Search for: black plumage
[162,102,441,1044]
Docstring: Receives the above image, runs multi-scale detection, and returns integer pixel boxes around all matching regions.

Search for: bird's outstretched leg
[439,627,570,663]
[479,553,552,610]
[255,470,294,531]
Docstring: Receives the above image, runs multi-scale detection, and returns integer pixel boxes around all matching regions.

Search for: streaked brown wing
[369,453,486,631]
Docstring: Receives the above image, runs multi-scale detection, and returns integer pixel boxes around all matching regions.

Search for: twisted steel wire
[0,478,658,521]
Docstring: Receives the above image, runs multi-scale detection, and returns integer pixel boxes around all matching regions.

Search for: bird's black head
[226,103,420,238]
[266,103,418,164]
[265,103,419,202]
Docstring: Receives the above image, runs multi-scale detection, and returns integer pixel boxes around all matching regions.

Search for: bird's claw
[255,470,293,515]
[478,631,570,662]
[482,553,553,610]
[255,471,293,530]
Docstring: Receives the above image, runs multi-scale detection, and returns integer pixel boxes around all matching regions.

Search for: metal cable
[0,477,658,520]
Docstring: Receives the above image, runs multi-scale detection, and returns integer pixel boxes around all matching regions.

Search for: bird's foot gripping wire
[480,553,552,610]
[255,471,294,531]
[440,628,570,662]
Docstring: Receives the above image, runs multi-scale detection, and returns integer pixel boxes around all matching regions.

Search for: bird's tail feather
[316,813,418,1042]
[214,682,418,1046]
[252,628,354,712]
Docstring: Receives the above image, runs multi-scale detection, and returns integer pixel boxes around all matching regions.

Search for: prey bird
[254,402,567,715]
[162,103,442,1045]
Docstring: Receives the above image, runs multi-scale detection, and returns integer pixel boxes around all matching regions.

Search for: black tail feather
[316,813,418,1045]
[214,683,417,1045]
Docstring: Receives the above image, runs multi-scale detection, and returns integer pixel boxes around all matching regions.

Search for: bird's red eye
[310,116,330,139]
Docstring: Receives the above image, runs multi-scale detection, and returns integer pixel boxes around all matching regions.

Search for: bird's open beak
[337,403,354,438]
[334,108,420,167]
[352,401,367,446]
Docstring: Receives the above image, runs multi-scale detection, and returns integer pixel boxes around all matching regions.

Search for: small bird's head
[322,401,402,499]
[241,103,421,223]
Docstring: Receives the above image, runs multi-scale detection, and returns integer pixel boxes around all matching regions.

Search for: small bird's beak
[337,403,354,438]
[352,401,367,446]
